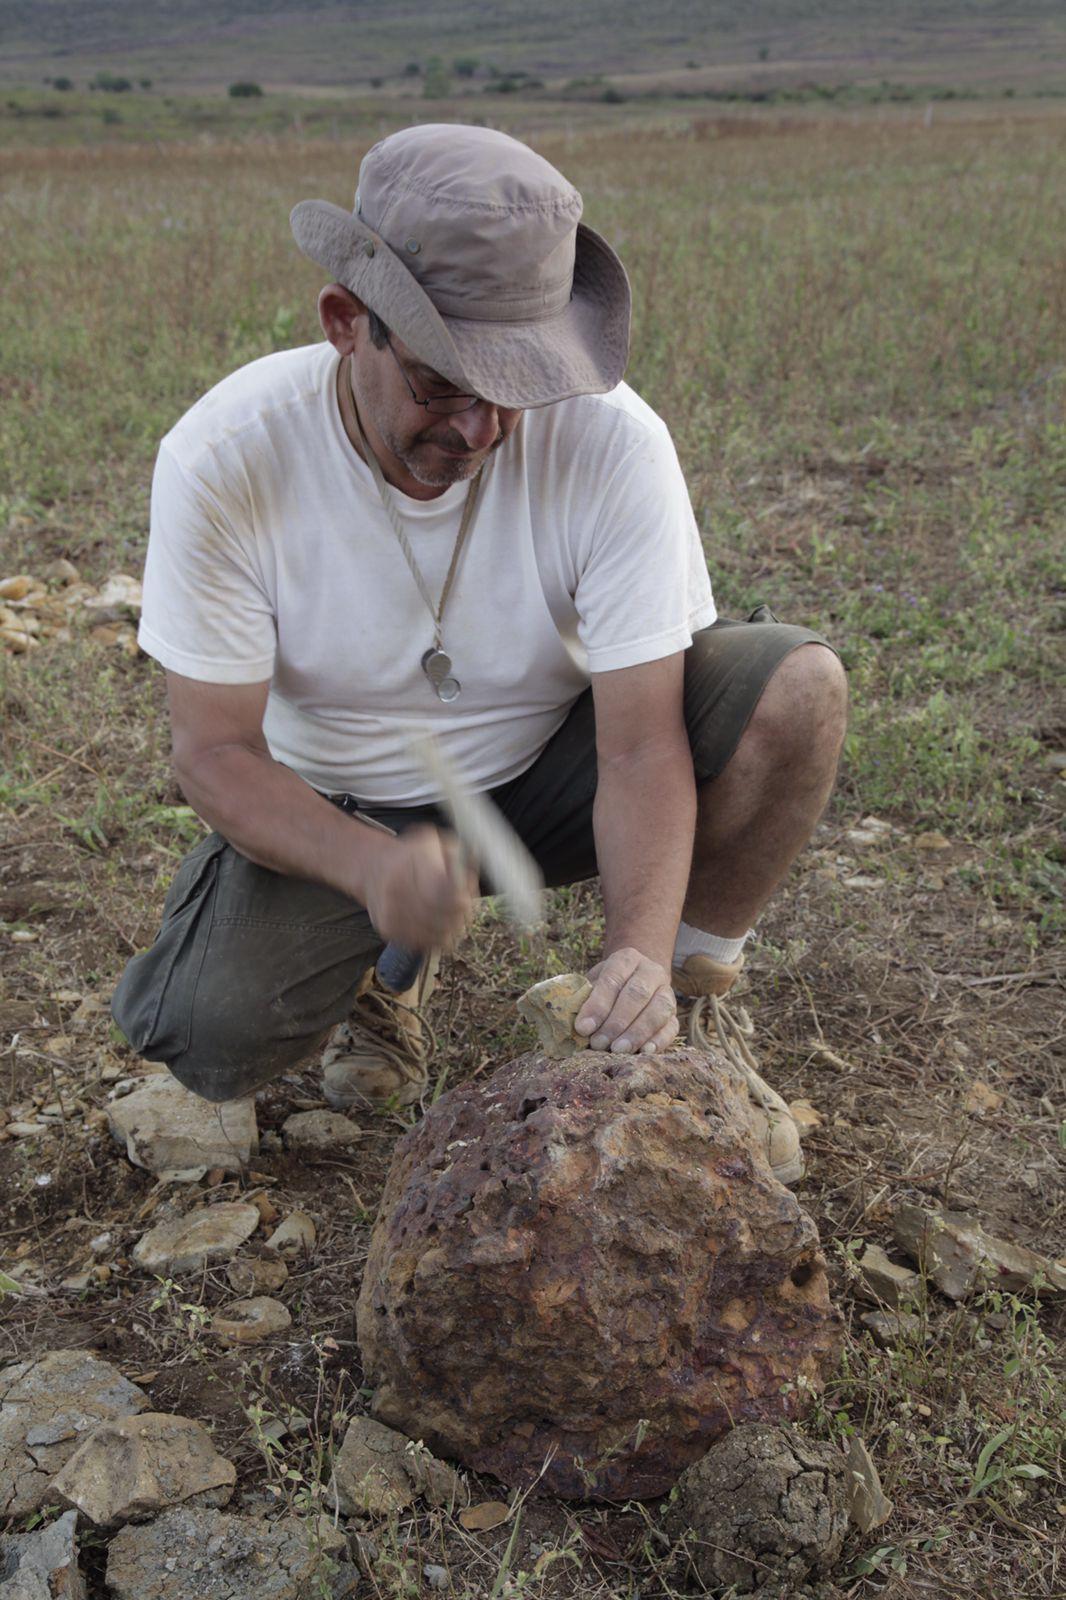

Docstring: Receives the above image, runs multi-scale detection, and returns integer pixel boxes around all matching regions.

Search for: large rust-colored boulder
[356,1047,843,1499]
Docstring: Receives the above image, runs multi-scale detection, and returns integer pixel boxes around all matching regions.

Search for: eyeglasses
[384,335,482,416]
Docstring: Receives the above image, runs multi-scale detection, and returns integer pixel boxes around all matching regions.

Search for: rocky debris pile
[667,1423,849,1594]
[0,567,142,657]
[108,1074,258,1180]
[358,1047,843,1499]
[104,1505,358,1599]
[329,1416,469,1517]
[0,1351,150,1518]
[0,1508,84,1600]
[0,1345,360,1598]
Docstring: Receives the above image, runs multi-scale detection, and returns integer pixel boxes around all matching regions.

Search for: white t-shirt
[139,342,715,805]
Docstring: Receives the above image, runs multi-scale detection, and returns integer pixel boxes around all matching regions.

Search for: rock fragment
[266,1211,317,1258]
[0,1351,149,1518]
[358,1047,843,1499]
[226,1248,289,1295]
[516,974,592,1058]
[860,1309,925,1349]
[133,1203,260,1276]
[211,1297,292,1344]
[108,1075,257,1179]
[855,1244,922,1308]
[282,1110,362,1153]
[668,1423,848,1593]
[893,1204,1066,1301]
[50,1413,235,1527]
[104,1505,355,1599]
[0,1509,85,1600]
[329,1416,468,1517]
[845,1434,893,1532]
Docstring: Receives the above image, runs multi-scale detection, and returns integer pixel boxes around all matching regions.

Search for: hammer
[375,732,545,993]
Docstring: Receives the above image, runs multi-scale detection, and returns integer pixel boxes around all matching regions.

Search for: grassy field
[1,98,1064,1599]
[2,0,1065,93]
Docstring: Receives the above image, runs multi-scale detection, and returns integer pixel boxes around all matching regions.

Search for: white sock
[673,921,749,967]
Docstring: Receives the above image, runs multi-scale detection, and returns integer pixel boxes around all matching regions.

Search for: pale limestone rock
[0,1509,84,1600]
[108,1076,257,1180]
[0,1352,148,1518]
[132,1203,260,1276]
[861,1309,925,1349]
[329,1416,468,1518]
[282,1110,361,1152]
[516,973,592,1058]
[50,1413,235,1527]
[855,1244,923,1308]
[211,1297,292,1344]
[845,1434,893,1532]
[893,1204,1066,1301]
[266,1211,317,1258]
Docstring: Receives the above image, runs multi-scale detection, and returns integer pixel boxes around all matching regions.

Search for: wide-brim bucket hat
[290,123,631,410]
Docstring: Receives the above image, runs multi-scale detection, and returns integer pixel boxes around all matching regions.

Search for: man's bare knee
[744,644,847,769]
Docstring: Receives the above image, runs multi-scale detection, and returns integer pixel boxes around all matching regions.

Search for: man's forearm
[177,743,392,905]
[593,737,697,970]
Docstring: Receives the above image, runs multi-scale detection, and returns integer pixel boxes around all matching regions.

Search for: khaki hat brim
[290,201,630,410]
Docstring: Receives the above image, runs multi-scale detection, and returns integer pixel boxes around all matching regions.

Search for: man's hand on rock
[575,947,678,1056]
[362,825,478,952]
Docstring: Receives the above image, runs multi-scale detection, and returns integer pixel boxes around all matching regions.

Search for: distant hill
[2,0,1063,91]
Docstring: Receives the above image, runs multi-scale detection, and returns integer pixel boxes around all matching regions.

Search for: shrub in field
[92,72,132,93]
[422,57,451,98]
[53,77,74,91]
[228,81,263,98]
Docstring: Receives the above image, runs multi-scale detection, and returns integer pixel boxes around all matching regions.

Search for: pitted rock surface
[0,1351,149,1518]
[357,1048,843,1498]
[669,1422,848,1592]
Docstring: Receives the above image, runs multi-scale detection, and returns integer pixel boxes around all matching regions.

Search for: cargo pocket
[110,833,227,1062]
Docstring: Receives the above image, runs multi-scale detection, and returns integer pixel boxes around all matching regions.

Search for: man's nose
[448,400,499,452]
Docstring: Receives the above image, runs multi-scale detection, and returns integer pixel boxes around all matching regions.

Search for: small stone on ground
[133,1203,261,1276]
[0,1508,84,1599]
[282,1110,361,1152]
[855,1244,922,1307]
[226,1249,288,1295]
[266,1212,317,1257]
[893,1204,1066,1300]
[104,1504,356,1599]
[49,1412,235,1527]
[330,1416,467,1517]
[211,1297,292,1344]
[108,1076,257,1179]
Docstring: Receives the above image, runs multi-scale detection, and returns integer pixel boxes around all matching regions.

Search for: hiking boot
[673,952,804,1187]
[322,953,440,1110]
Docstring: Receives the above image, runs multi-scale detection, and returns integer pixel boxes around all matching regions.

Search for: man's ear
[318,284,367,352]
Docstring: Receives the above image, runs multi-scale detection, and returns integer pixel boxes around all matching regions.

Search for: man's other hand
[363,825,478,953]
[574,947,678,1056]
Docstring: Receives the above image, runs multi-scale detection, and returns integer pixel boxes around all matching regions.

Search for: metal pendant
[421,647,462,703]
